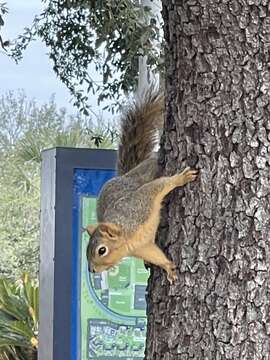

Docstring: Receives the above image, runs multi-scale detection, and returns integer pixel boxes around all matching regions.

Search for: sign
[39,148,149,360]
[74,169,149,360]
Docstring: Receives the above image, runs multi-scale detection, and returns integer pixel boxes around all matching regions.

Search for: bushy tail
[117,88,163,175]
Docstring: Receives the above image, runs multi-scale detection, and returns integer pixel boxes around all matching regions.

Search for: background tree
[145,1,270,359]
[11,0,162,113]
[0,91,117,278]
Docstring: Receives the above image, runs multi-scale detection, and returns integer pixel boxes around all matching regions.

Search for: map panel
[80,196,149,360]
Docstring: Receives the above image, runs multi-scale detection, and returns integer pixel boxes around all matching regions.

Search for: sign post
[39,148,149,360]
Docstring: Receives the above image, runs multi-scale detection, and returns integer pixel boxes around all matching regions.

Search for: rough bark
[145,1,270,359]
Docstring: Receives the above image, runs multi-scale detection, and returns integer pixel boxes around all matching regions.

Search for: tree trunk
[145,1,270,359]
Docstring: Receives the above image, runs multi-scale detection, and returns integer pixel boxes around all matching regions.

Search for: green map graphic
[80,196,149,360]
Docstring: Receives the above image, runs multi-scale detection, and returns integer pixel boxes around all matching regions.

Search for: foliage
[0,273,38,360]
[10,0,162,112]
[0,91,117,278]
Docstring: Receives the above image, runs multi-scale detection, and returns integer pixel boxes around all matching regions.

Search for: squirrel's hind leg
[149,167,198,201]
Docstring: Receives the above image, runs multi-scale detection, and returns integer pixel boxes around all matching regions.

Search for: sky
[0,0,104,115]
[0,1,161,118]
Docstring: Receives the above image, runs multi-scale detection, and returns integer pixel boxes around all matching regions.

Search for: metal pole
[138,0,162,96]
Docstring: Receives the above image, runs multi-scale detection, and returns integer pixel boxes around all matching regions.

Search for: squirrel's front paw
[165,262,177,284]
[176,167,198,186]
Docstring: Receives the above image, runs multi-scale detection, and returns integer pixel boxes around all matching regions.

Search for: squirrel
[86,89,198,284]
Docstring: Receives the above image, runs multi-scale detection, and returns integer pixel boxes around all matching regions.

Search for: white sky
[0,0,108,115]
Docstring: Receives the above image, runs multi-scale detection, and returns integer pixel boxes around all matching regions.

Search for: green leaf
[0,274,38,359]
[9,0,163,112]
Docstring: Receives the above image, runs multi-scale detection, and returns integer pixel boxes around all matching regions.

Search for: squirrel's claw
[165,262,177,284]
[176,167,199,187]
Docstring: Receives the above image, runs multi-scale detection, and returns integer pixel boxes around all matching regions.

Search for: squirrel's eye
[97,245,108,257]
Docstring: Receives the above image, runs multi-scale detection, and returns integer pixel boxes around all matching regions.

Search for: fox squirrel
[86,89,198,283]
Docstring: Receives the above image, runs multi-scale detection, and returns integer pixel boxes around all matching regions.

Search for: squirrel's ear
[85,224,96,236]
[99,223,122,239]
